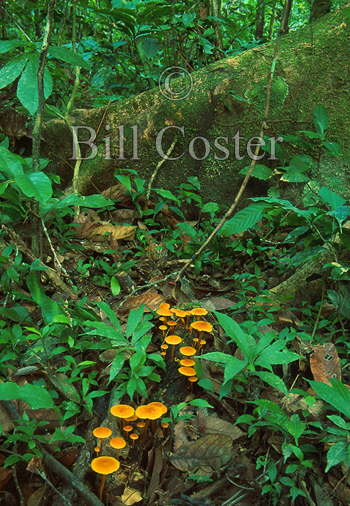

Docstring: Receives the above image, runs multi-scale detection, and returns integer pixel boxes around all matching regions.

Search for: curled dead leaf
[121,487,143,505]
[122,290,166,312]
[310,343,341,385]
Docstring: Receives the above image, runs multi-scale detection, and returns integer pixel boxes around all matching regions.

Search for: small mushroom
[92,426,112,453]
[122,425,133,433]
[178,366,196,377]
[179,346,196,357]
[190,307,208,317]
[179,358,195,367]
[91,456,120,499]
[190,321,213,334]
[165,335,183,361]
[110,437,126,450]
[110,404,135,429]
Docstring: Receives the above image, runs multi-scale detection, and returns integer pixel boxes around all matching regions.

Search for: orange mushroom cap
[171,308,188,318]
[156,305,173,317]
[179,346,196,356]
[129,433,139,440]
[199,339,207,346]
[137,421,146,428]
[188,376,199,383]
[167,321,177,327]
[123,425,133,432]
[110,437,126,449]
[110,404,135,419]
[92,427,112,439]
[179,358,195,367]
[190,321,213,333]
[135,404,164,420]
[159,325,168,331]
[161,422,169,428]
[178,366,196,377]
[160,344,168,350]
[190,308,208,316]
[160,351,166,356]
[91,456,120,475]
[165,335,182,346]
[125,415,138,422]
[148,402,168,415]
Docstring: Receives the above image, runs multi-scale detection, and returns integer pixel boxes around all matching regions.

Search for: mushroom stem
[170,345,175,361]
[98,475,106,500]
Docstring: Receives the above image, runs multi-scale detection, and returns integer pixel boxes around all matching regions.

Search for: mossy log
[42,6,350,205]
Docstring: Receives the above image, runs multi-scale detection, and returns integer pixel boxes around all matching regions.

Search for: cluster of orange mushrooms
[90,402,168,498]
[89,304,214,499]
[157,304,213,384]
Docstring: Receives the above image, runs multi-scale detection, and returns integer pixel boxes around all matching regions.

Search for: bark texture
[42,6,350,205]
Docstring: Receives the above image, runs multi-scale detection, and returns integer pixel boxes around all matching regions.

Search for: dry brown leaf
[121,487,143,505]
[27,485,46,506]
[310,343,341,385]
[196,413,245,440]
[170,434,232,473]
[201,297,235,311]
[0,404,14,433]
[0,466,12,490]
[92,224,136,240]
[111,209,137,222]
[122,290,166,312]
[102,184,131,205]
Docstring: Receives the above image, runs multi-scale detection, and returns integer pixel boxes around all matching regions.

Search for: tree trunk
[41,6,350,206]
[255,0,266,40]
[279,0,293,35]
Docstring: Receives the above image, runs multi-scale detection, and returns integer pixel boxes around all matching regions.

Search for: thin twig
[32,0,56,170]
[146,138,178,200]
[40,218,67,274]
[41,447,105,506]
[2,226,77,299]
[174,44,280,285]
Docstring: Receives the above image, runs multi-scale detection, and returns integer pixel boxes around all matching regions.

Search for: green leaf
[327,415,350,430]
[0,55,27,89]
[48,46,90,69]
[223,357,247,383]
[221,203,266,235]
[110,276,121,296]
[325,441,350,472]
[49,373,80,402]
[309,379,350,419]
[109,353,126,383]
[253,371,288,394]
[201,202,219,216]
[199,351,233,364]
[319,187,346,210]
[240,164,273,180]
[313,105,328,136]
[154,188,179,202]
[214,311,255,357]
[0,382,54,409]
[17,55,52,115]
[189,399,213,408]
[255,342,299,370]
[126,306,144,338]
[0,40,25,54]
[95,301,121,331]
[16,171,52,203]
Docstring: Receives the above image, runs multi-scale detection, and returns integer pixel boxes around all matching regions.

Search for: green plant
[198,311,299,398]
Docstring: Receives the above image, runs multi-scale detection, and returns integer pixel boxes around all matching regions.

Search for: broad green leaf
[214,311,256,357]
[126,306,144,338]
[313,105,328,136]
[0,40,25,54]
[199,351,234,364]
[0,55,27,89]
[221,203,266,236]
[325,441,350,472]
[48,46,90,69]
[327,415,350,430]
[110,276,121,296]
[109,353,126,383]
[319,187,346,210]
[189,399,213,408]
[126,376,137,399]
[154,188,179,202]
[17,55,52,115]
[147,353,166,370]
[240,164,273,180]
[255,342,299,370]
[15,171,52,203]
[0,382,54,409]
[223,357,247,383]
[201,202,219,216]
[309,379,350,419]
[95,301,121,330]
[83,321,127,343]
[253,371,288,394]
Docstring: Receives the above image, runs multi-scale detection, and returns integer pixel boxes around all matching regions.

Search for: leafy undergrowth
[1,133,350,505]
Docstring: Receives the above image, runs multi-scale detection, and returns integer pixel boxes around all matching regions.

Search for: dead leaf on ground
[102,184,132,205]
[111,209,137,222]
[195,413,245,440]
[0,466,12,490]
[170,434,232,473]
[201,297,235,311]
[0,404,14,433]
[120,487,143,505]
[310,343,341,384]
[122,290,166,312]
[27,485,47,506]
[92,224,136,241]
